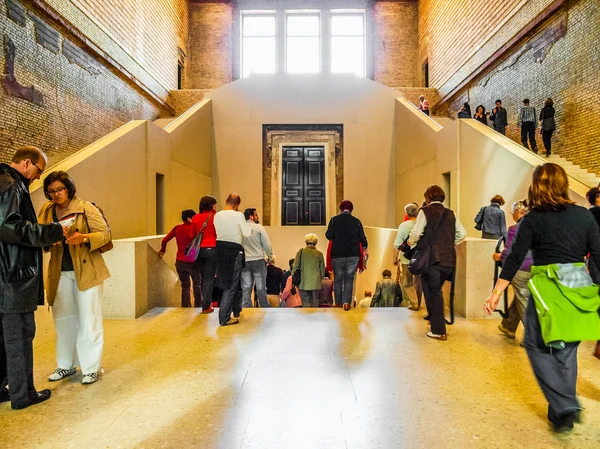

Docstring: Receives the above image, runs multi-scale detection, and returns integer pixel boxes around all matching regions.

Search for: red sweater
[161,222,196,262]
[191,211,217,248]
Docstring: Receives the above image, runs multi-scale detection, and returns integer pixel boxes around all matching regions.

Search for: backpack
[90,202,113,253]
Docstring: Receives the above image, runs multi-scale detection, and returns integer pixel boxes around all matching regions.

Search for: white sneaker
[48,368,76,381]
[82,367,104,385]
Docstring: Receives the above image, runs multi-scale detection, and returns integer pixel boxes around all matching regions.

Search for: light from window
[286,14,320,74]
[331,14,365,77]
[242,14,276,77]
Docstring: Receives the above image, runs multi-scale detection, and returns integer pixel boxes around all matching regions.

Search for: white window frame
[240,10,277,78]
[329,10,366,78]
[285,10,321,74]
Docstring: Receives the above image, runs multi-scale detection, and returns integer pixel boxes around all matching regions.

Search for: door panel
[282,146,325,226]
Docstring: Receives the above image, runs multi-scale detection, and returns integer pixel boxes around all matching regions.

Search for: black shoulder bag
[292,249,303,287]
[474,206,486,231]
[408,209,448,276]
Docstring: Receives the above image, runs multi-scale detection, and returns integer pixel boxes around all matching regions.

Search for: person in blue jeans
[241,208,273,308]
[325,200,368,311]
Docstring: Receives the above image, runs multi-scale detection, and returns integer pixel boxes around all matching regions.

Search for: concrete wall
[208,74,398,229]
[395,99,588,238]
[29,100,214,239]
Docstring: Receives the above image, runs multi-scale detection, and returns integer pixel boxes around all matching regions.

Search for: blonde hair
[305,233,318,245]
[511,200,528,215]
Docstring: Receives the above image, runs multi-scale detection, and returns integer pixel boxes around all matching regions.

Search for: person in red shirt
[190,196,218,313]
[159,209,200,308]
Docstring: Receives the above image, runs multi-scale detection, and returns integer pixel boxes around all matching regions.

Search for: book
[58,214,76,229]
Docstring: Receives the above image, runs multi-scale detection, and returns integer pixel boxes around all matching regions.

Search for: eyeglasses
[47,186,67,195]
[31,160,44,175]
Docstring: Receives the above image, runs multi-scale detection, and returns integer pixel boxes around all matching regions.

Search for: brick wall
[72,0,188,93]
[420,0,600,175]
[373,1,418,87]
[0,0,167,165]
[185,3,233,89]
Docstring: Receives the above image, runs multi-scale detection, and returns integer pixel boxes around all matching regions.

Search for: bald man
[213,194,251,325]
[0,147,66,409]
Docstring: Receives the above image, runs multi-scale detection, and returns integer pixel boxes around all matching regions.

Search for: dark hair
[523,98,530,104]
[12,146,44,164]
[226,193,241,206]
[340,200,354,212]
[199,196,217,213]
[490,195,505,206]
[586,188,599,206]
[43,171,76,200]
[475,105,486,114]
[528,163,575,212]
[289,258,295,269]
[382,269,392,278]
[182,209,196,221]
[244,208,256,220]
[323,271,331,279]
[545,98,554,107]
[424,185,445,203]
[495,99,502,104]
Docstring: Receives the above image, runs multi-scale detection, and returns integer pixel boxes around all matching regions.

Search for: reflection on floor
[2,307,599,448]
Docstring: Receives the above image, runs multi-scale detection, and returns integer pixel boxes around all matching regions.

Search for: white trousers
[52,271,104,375]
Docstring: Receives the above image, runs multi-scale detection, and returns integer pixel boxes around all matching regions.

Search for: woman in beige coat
[39,171,111,385]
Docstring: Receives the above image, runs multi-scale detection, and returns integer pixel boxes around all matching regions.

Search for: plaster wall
[207,74,398,229]
[29,100,214,239]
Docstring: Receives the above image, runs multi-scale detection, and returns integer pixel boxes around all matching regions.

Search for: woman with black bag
[408,186,467,340]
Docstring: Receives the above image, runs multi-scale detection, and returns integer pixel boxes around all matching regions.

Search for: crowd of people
[1,145,598,435]
[453,97,557,156]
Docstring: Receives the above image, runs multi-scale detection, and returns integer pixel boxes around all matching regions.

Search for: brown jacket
[38,197,111,306]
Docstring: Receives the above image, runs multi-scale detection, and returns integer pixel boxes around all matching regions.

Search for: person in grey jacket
[0,147,66,410]
[490,99,508,135]
[475,195,507,240]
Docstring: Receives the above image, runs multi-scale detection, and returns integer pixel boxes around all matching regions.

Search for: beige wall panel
[169,162,212,230]
[208,75,397,228]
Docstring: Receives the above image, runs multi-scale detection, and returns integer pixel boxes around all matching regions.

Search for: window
[330,12,365,77]
[242,13,276,77]
[286,13,320,73]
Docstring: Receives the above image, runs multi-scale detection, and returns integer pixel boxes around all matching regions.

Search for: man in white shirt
[241,208,273,308]
[213,194,251,326]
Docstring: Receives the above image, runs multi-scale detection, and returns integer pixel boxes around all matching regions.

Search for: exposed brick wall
[167,89,209,116]
[0,0,166,165]
[373,1,418,87]
[434,0,600,175]
[72,0,188,93]
[185,3,232,89]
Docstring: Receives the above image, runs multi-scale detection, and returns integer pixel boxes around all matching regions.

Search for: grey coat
[475,203,507,237]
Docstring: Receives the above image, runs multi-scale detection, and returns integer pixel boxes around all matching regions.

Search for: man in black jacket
[325,200,368,311]
[0,147,65,410]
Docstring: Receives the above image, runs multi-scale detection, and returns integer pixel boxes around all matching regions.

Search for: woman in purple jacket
[492,200,532,340]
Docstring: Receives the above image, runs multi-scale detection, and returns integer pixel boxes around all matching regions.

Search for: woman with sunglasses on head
[38,171,111,385]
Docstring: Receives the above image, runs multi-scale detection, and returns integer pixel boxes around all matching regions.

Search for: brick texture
[72,0,188,93]
[167,89,209,116]
[430,0,600,175]
[373,1,418,87]
[0,0,166,165]
[185,3,232,89]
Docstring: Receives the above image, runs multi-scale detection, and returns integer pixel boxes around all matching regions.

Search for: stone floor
[1,307,599,449]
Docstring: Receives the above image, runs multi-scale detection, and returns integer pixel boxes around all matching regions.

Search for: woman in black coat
[473,105,488,125]
[540,98,556,157]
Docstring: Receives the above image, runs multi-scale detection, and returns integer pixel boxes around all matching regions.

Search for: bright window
[331,13,365,77]
[242,13,276,77]
[286,13,320,74]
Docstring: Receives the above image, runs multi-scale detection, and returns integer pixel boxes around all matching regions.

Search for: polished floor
[1,306,599,449]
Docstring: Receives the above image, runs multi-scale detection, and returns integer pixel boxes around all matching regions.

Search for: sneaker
[201,306,214,314]
[48,368,77,382]
[221,318,239,326]
[551,411,578,433]
[426,331,447,341]
[343,304,351,311]
[498,324,516,339]
[82,367,104,385]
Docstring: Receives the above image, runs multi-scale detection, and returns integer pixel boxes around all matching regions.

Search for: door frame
[271,142,336,227]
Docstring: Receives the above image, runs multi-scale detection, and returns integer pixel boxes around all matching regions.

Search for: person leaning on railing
[484,163,600,433]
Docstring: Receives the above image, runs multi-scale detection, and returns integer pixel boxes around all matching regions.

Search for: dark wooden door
[282,146,325,225]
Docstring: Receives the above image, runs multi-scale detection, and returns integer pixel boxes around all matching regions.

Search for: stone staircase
[546,154,600,188]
